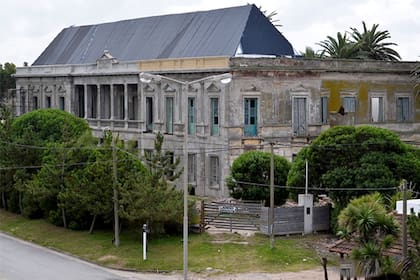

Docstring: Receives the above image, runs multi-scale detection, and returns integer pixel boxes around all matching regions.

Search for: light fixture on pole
[139,72,232,279]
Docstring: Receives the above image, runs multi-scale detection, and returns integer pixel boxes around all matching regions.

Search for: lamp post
[139,72,231,279]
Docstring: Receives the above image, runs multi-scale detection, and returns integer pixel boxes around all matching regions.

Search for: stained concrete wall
[14,57,420,199]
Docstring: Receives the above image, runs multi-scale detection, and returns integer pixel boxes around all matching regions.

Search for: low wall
[260,205,330,235]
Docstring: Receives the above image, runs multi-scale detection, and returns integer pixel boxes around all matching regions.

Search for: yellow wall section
[322,80,417,121]
[137,56,230,72]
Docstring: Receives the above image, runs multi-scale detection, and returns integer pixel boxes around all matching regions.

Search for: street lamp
[139,72,231,279]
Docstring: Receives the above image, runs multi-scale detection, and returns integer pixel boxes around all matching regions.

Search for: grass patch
[0,210,336,273]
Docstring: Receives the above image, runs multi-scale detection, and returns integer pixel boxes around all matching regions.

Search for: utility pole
[270,142,275,249]
[183,83,188,280]
[112,135,120,247]
[402,180,407,259]
[305,159,308,195]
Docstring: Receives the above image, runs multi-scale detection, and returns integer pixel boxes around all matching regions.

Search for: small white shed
[396,199,420,215]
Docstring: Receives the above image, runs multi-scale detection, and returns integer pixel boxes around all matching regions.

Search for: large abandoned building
[14,4,420,198]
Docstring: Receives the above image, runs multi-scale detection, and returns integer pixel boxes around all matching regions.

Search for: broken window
[46,96,51,108]
[209,155,219,186]
[343,97,356,113]
[75,85,85,118]
[370,97,384,122]
[59,96,65,110]
[32,96,38,110]
[146,97,153,132]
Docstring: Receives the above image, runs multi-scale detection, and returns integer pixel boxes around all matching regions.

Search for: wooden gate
[202,200,263,232]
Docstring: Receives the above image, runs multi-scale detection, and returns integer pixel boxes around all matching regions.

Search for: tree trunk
[88,214,97,234]
[1,191,6,210]
[19,192,23,214]
[61,207,67,228]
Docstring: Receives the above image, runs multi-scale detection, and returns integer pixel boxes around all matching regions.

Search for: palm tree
[299,46,324,59]
[350,21,401,61]
[317,32,359,59]
[338,193,400,278]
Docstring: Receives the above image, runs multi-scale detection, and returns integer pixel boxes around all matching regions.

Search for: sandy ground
[115,268,341,280]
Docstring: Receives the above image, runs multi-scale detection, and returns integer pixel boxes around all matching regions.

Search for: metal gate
[203,200,263,232]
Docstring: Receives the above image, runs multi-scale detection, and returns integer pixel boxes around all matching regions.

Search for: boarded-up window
[397,97,410,122]
[188,153,196,183]
[293,97,307,136]
[209,156,219,186]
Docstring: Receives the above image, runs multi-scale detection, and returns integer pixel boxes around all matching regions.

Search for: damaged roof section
[33,4,294,66]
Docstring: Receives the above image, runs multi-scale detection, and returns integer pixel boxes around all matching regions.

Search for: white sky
[1,0,419,66]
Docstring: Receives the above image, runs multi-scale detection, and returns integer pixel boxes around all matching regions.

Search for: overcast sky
[2,0,419,66]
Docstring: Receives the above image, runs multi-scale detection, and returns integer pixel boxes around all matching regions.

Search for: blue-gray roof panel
[33,4,294,65]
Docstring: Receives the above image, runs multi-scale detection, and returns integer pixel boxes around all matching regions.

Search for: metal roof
[33,4,294,66]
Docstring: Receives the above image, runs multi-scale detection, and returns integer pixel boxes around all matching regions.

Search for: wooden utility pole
[112,136,120,247]
[270,142,275,249]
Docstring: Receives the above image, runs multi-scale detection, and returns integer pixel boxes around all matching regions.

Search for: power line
[232,179,399,192]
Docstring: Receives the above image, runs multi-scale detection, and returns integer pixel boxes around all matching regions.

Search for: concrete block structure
[13,4,420,198]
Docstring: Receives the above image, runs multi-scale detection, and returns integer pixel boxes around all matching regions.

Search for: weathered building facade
[13,5,420,198]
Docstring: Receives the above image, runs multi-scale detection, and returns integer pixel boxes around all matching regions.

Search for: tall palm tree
[317,32,359,59]
[338,193,400,278]
[350,21,401,61]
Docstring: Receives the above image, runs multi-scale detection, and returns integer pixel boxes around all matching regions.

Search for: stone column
[16,88,21,115]
[97,84,101,127]
[124,84,128,120]
[156,82,161,126]
[24,88,29,113]
[110,84,115,120]
[84,84,88,119]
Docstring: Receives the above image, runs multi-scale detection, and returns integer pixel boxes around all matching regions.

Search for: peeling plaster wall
[228,57,420,165]
[13,57,420,199]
